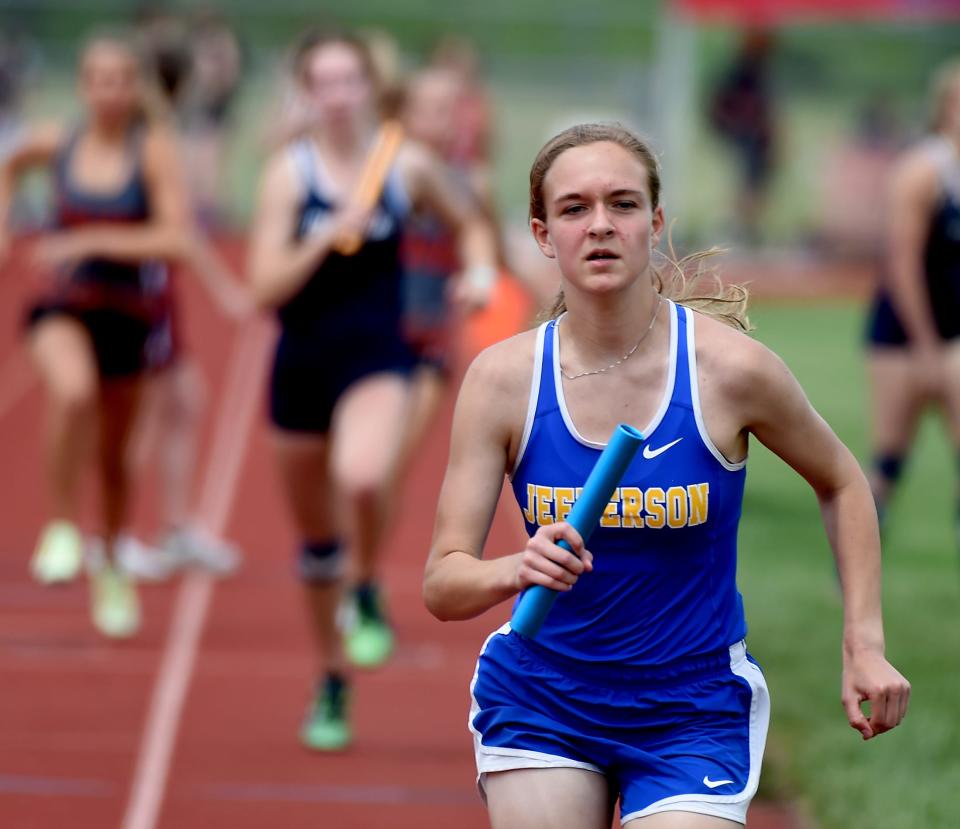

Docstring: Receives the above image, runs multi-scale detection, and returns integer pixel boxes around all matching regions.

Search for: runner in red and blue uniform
[0,33,192,637]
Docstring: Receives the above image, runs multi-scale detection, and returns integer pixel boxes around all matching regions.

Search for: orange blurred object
[463,270,533,357]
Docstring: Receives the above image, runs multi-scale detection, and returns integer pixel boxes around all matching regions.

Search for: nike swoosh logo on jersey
[642,438,683,459]
[702,776,734,789]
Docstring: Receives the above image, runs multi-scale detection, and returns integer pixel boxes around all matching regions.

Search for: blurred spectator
[708,28,777,245]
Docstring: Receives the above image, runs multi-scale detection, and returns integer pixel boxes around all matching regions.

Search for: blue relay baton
[510,423,644,639]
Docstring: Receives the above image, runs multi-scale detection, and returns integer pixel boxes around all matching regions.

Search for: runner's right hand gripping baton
[332,120,404,257]
[510,423,644,640]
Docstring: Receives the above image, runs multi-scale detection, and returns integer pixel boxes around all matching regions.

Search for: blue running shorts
[469,624,770,825]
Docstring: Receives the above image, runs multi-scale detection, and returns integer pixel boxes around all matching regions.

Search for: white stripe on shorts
[469,623,604,801]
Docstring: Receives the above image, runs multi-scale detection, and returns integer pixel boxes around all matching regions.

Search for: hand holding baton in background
[510,423,644,639]
[332,120,405,257]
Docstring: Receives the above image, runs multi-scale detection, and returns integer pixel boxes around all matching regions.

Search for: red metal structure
[674,0,960,24]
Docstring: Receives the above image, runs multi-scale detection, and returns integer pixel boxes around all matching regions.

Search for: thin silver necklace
[559,297,662,381]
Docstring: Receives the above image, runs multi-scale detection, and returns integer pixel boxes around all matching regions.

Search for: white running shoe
[159,525,241,576]
[31,520,84,584]
[115,534,180,582]
[88,556,141,639]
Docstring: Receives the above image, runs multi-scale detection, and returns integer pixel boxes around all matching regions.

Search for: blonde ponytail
[651,231,751,332]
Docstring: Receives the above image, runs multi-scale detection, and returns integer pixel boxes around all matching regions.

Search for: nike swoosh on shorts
[703,776,735,789]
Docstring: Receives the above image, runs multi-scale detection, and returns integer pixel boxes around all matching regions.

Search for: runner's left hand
[841,647,910,740]
[449,277,488,314]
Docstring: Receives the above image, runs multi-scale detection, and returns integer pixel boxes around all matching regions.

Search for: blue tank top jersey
[278,136,410,340]
[510,300,748,666]
[52,123,166,297]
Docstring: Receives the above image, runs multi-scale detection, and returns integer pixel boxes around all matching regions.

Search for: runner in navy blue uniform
[424,124,909,828]
[864,62,960,536]
[246,30,496,751]
[0,34,191,637]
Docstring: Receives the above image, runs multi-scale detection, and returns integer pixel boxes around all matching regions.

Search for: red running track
[0,238,800,828]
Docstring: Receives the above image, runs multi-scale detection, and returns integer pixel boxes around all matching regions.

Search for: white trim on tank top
[552,299,678,450]
[285,139,318,206]
[684,305,747,471]
[925,134,960,200]
[509,322,547,480]
[285,136,411,213]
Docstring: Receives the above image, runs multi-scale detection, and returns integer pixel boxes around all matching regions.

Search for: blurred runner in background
[865,61,960,541]
[247,28,497,751]
[118,11,250,582]
[0,33,190,637]
[178,7,245,228]
[395,65,496,473]
[429,35,494,184]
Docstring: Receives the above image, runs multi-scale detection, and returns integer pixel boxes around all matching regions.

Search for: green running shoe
[344,584,394,669]
[89,565,141,639]
[30,520,83,584]
[300,675,351,751]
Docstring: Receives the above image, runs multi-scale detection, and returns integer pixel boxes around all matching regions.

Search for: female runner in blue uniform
[864,62,960,533]
[424,123,910,827]
[247,30,495,751]
[0,34,191,637]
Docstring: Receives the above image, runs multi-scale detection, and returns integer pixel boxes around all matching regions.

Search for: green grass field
[741,301,960,829]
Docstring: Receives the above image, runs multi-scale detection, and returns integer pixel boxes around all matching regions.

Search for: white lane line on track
[120,318,271,829]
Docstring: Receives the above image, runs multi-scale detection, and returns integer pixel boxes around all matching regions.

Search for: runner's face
[532,141,664,297]
[304,42,374,128]
[80,44,140,126]
[403,73,460,154]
